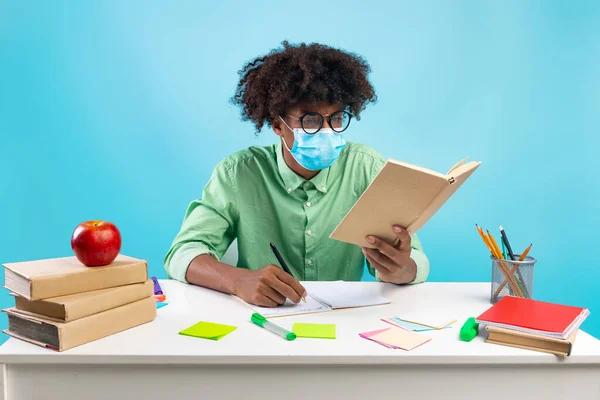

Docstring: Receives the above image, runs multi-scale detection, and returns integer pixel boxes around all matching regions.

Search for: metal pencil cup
[490,255,536,304]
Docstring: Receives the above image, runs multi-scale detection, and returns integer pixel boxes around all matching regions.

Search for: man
[164,41,429,307]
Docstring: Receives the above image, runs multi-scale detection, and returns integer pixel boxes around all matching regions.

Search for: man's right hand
[233,265,307,307]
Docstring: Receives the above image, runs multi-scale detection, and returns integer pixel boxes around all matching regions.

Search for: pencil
[269,242,306,302]
[518,243,533,261]
[475,225,496,256]
[486,230,504,259]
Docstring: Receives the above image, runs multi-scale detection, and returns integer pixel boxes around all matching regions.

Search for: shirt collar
[310,165,330,194]
[275,141,330,194]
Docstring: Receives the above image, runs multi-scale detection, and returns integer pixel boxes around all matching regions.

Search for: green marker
[459,317,479,342]
[251,313,296,341]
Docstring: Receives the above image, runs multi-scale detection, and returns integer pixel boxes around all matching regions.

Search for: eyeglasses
[286,110,353,134]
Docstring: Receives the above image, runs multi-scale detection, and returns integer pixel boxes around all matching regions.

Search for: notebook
[476,296,590,340]
[233,281,390,318]
[329,157,481,248]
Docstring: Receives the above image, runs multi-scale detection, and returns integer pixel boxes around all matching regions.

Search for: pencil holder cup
[490,255,536,304]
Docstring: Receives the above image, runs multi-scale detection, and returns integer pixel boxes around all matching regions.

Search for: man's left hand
[361,225,417,284]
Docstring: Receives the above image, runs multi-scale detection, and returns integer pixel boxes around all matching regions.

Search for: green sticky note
[179,321,237,340]
[292,322,336,339]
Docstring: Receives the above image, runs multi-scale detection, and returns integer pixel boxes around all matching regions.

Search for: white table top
[0,280,599,365]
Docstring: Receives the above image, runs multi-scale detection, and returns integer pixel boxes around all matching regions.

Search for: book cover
[329,158,481,248]
[11,279,153,322]
[2,296,156,351]
[3,254,148,300]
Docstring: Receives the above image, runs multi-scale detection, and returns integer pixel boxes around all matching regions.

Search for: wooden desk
[1,281,599,400]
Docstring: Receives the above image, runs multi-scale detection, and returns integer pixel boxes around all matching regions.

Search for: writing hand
[233,265,307,307]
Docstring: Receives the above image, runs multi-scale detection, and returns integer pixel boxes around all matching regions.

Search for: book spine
[30,262,148,300]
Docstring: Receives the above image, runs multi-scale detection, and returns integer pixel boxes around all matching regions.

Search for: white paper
[233,281,390,317]
[303,281,390,309]
[235,295,330,318]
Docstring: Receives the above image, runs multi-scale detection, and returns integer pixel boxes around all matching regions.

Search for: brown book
[10,279,153,322]
[2,296,156,351]
[3,254,148,300]
[485,325,578,357]
[329,157,481,248]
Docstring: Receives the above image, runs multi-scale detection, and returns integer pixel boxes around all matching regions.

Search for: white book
[233,281,390,318]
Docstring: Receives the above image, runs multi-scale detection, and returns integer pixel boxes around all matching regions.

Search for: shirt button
[287,188,292,193]
[321,187,327,192]
[307,260,313,265]
[306,201,311,207]
[306,230,312,236]
[304,182,311,189]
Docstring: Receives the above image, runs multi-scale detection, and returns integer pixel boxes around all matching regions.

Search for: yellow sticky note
[292,322,336,339]
[179,321,237,340]
[370,327,430,350]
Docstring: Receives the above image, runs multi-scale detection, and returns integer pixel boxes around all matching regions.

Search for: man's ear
[272,116,284,137]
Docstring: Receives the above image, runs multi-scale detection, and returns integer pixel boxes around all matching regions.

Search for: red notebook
[476,296,589,339]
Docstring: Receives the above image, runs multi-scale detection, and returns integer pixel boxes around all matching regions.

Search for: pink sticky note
[359,328,398,349]
[369,327,431,351]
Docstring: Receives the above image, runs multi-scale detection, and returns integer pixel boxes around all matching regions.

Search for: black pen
[269,242,306,302]
[499,225,515,260]
[499,225,530,298]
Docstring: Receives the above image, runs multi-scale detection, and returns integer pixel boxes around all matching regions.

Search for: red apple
[71,220,122,266]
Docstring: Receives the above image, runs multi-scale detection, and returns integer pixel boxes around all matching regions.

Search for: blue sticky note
[156,302,168,309]
[390,317,450,332]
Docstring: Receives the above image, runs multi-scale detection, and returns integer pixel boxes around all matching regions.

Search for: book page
[232,295,331,318]
[407,160,482,233]
[447,161,482,180]
[303,281,390,309]
[446,157,469,176]
[388,159,446,178]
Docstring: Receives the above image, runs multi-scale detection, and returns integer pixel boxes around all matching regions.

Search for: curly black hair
[231,40,377,134]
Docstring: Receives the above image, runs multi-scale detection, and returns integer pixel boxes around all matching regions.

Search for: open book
[329,157,481,248]
[233,281,390,318]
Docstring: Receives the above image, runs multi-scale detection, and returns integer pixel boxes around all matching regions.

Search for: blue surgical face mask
[279,117,346,171]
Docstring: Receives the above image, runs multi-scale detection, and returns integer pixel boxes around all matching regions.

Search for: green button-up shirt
[164,141,429,284]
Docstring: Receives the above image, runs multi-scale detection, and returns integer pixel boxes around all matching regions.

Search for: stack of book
[476,296,590,357]
[1,254,156,351]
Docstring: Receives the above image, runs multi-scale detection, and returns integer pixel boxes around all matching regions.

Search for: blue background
[1,1,599,342]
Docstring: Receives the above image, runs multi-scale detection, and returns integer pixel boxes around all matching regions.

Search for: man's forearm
[185,254,245,295]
